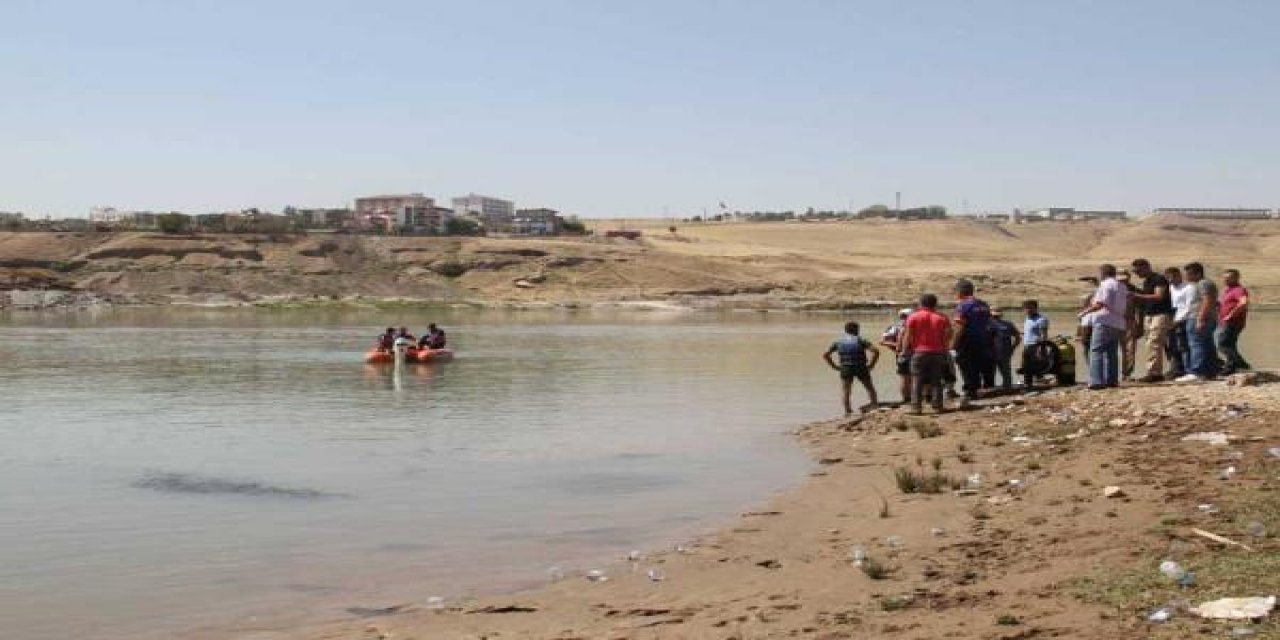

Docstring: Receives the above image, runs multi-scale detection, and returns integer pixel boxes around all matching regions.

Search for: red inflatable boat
[364,348,454,364]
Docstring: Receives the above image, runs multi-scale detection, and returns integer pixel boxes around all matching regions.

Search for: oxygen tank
[1054,336,1076,386]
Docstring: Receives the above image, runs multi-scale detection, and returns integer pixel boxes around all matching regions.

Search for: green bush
[157,213,192,234]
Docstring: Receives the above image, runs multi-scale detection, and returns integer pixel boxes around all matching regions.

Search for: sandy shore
[216,375,1279,640]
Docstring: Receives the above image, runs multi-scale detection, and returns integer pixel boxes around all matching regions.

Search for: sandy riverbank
[218,375,1279,640]
[5,215,1280,311]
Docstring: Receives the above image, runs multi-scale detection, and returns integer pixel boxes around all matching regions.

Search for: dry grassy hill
[1,215,1275,309]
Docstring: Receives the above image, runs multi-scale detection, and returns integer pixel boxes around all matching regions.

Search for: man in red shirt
[900,293,954,414]
[1216,268,1252,375]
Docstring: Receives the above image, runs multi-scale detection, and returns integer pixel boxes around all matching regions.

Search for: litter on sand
[1181,432,1234,446]
[1191,528,1257,552]
[1189,596,1275,620]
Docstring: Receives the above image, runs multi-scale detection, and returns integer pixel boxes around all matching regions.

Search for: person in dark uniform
[375,327,396,352]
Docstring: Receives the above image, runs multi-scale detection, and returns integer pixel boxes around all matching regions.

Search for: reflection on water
[132,471,349,499]
[0,307,1275,639]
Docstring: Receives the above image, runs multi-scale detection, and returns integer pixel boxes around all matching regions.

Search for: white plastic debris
[930,527,946,537]
[1189,596,1275,620]
[626,550,642,562]
[1181,432,1233,446]
[1219,466,1238,480]
[1148,607,1173,623]
[646,568,666,582]
[849,545,866,567]
[425,596,445,609]
[585,569,608,583]
[1103,486,1125,498]
[1267,447,1280,459]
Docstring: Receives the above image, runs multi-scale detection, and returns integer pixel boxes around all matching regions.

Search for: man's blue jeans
[1089,324,1121,387]
[1187,317,1219,377]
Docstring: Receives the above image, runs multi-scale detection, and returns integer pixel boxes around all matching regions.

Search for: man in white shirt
[1079,264,1128,389]
[1164,266,1192,378]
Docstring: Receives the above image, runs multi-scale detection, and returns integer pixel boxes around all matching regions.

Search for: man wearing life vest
[822,321,881,416]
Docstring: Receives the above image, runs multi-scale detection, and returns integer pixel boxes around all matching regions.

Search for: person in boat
[375,327,396,352]
[395,326,416,343]
[420,323,447,350]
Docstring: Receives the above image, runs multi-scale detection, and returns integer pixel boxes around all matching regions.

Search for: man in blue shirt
[1019,300,1051,390]
[823,321,881,415]
[951,279,995,403]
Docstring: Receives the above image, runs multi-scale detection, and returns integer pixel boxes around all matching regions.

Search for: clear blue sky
[3,0,1278,217]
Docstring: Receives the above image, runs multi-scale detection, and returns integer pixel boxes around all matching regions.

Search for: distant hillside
[2,216,1275,310]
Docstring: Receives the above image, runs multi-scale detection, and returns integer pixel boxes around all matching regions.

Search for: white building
[1025,207,1127,221]
[355,193,434,217]
[1152,208,1273,220]
[452,193,515,231]
[513,208,563,235]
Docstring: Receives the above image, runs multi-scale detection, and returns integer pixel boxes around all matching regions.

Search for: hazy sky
[3,0,1278,217]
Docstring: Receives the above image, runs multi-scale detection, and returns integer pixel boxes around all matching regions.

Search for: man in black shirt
[1130,258,1174,382]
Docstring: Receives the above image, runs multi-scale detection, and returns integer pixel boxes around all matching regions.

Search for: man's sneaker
[1175,374,1205,383]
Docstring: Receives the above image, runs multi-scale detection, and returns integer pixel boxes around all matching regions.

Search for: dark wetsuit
[427,329,447,349]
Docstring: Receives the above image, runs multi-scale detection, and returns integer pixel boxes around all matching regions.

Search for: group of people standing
[824,280,1051,415]
[823,260,1253,415]
[1080,260,1251,388]
[375,324,448,351]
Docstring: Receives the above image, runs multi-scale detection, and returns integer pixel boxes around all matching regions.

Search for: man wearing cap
[1130,258,1174,383]
[951,279,995,404]
[880,307,914,404]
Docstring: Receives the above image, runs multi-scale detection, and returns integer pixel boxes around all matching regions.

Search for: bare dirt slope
[2,215,1276,309]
